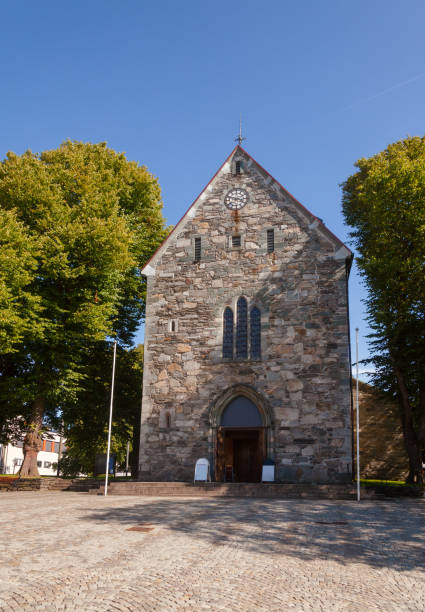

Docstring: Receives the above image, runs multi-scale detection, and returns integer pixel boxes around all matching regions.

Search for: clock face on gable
[224,188,248,210]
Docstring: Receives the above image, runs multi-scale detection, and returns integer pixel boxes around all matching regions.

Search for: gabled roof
[142,145,352,276]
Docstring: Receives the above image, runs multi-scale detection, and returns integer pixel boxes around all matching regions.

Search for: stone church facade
[139,146,353,483]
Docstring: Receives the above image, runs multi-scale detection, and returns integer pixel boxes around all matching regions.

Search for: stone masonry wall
[356,381,408,481]
[139,148,352,483]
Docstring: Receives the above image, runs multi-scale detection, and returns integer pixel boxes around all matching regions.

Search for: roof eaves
[238,145,352,255]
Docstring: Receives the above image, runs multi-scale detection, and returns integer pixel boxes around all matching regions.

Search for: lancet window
[250,307,261,360]
[223,307,234,359]
[236,297,248,359]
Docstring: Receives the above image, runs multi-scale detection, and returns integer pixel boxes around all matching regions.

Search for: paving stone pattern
[1,492,424,611]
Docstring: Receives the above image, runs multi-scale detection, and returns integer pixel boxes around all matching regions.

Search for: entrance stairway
[90,481,358,500]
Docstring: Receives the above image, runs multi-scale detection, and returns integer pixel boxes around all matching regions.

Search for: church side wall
[139,157,352,483]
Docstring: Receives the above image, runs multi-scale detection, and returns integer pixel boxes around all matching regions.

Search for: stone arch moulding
[209,384,274,429]
[208,384,276,478]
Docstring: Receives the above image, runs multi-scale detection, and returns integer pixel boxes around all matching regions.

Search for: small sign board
[262,462,275,482]
[194,458,210,482]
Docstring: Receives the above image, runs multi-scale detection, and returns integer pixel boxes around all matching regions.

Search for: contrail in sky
[340,70,425,112]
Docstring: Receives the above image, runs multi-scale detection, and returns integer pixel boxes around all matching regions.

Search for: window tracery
[222,298,262,361]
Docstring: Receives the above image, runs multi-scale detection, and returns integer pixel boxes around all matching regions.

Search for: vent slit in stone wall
[267,229,275,253]
[194,237,201,262]
[232,159,243,175]
[232,235,241,248]
[168,319,178,333]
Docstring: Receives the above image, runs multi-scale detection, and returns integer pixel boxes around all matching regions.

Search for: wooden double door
[216,427,265,482]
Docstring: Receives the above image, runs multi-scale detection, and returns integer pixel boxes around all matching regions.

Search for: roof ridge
[142,145,351,274]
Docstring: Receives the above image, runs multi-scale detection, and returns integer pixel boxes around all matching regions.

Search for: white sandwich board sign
[194,458,210,482]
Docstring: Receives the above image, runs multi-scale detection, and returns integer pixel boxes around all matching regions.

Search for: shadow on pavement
[80,497,425,571]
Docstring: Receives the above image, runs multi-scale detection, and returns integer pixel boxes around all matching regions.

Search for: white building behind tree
[0,431,65,476]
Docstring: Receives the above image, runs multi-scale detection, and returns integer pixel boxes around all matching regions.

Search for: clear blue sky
[2,1,424,375]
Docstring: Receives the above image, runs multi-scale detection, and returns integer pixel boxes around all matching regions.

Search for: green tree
[0,209,42,353]
[61,343,144,477]
[0,141,166,475]
[0,210,44,446]
[342,136,425,483]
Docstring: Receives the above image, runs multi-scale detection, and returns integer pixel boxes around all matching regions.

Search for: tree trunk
[19,398,44,477]
[392,362,424,485]
[403,426,423,485]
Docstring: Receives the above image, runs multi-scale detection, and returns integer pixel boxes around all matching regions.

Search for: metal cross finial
[235,115,246,146]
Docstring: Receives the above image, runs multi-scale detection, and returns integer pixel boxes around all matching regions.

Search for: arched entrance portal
[216,396,266,482]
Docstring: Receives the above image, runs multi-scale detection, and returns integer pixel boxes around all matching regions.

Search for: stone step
[88,481,357,500]
[67,482,101,492]
[38,477,102,492]
[40,477,73,490]
[39,477,99,491]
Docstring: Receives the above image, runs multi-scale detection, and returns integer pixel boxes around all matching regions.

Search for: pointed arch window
[236,297,248,359]
[223,307,234,359]
[250,307,261,360]
[222,299,262,361]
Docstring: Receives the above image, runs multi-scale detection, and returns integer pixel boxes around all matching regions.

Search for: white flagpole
[125,440,130,477]
[355,328,361,502]
[105,340,117,496]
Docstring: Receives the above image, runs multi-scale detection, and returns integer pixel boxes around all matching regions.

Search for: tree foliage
[0,141,166,473]
[61,343,144,477]
[0,209,42,353]
[342,136,425,483]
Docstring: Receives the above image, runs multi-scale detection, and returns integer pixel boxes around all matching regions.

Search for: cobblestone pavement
[1,492,424,611]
